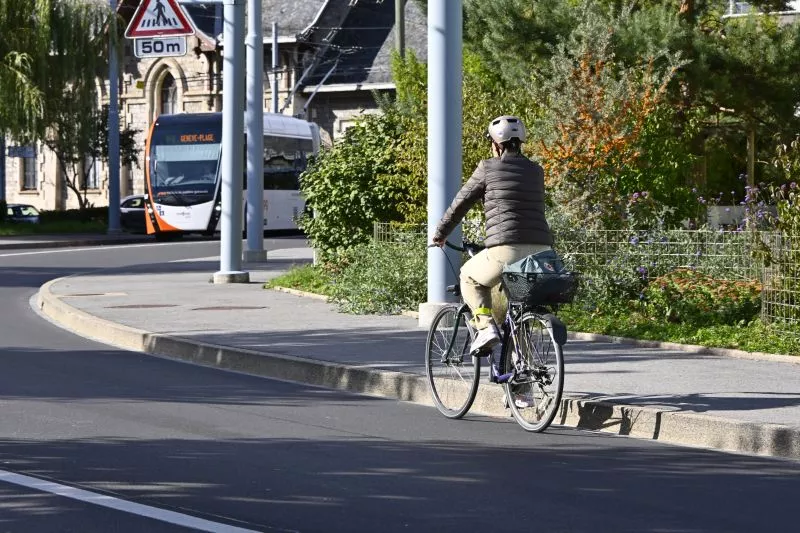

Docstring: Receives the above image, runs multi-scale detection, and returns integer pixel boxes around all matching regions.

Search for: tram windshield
[149,123,221,207]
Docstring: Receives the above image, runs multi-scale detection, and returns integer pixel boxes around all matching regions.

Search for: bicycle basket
[501,271,579,306]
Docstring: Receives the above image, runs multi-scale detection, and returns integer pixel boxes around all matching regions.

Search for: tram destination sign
[134,37,187,58]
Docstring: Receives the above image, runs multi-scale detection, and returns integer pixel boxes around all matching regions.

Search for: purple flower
[791,182,798,190]
[630,236,640,245]
[632,192,640,200]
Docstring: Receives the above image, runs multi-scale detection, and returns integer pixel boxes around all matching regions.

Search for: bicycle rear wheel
[502,312,564,432]
[425,305,481,419]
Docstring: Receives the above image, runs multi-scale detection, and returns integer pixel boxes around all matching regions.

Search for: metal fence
[373,222,800,336]
[759,233,800,331]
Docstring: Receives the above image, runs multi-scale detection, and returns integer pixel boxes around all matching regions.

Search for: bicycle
[424,240,577,432]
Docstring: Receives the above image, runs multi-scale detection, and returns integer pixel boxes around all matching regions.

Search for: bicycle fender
[542,314,568,346]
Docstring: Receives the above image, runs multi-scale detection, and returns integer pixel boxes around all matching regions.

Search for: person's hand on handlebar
[431,236,445,248]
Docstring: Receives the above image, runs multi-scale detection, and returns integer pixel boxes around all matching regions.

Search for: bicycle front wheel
[425,305,481,419]
[502,312,564,432]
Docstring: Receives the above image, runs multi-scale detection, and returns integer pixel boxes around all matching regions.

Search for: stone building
[2,0,426,211]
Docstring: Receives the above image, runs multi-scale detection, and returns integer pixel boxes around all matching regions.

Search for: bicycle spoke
[503,312,564,432]
[425,306,481,419]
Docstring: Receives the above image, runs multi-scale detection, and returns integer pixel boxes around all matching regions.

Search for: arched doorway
[160,72,178,115]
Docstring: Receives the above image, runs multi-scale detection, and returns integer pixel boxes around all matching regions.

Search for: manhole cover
[192,306,266,311]
[106,304,179,309]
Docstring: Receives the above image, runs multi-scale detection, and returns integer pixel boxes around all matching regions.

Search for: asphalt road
[1,239,799,533]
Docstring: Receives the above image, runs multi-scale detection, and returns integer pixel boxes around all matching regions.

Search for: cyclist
[432,115,554,356]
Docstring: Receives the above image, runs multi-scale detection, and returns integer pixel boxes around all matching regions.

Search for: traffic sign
[134,36,187,58]
[125,0,194,38]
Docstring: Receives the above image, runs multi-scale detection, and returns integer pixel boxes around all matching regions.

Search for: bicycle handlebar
[427,240,485,257]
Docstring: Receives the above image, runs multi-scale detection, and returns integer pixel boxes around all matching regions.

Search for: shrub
[643,268,762,326]
[329,240,426,315]
[38,206,107,224]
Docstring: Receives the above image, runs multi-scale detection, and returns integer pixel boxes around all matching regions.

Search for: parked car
[6,204,40,224]
[120,194,147,233]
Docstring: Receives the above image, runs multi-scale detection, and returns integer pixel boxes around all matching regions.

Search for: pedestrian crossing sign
[125,0,195,39]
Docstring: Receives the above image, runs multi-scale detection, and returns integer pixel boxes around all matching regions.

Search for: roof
[118,0,427,91]
[299,0,427,87]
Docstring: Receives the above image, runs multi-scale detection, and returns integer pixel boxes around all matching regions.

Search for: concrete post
[214,0,249,283]
[244,0,266,262]
[419,0,463,327]
[107,0,121,233]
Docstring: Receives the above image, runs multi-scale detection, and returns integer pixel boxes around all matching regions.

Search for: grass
[265,264,799,356]
[559,305,800,356]
[0,220,107,236]
[265,264,334,297]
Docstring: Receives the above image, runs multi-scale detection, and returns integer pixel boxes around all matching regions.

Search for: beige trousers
[460,244,552,329]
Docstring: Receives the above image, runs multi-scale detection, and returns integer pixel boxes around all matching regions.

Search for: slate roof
[118,0,427,91]
[300,0,427,87]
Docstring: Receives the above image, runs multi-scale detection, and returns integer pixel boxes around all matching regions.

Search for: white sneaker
[470,325,500,355]
[502,392,531,410]
[507,384,532,409]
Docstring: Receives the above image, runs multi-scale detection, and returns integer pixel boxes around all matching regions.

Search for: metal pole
[214,0,249,283]
[271,22,279,114]
[107,0,121,233]
[244,0,266,262]
[395,0,405,58]
[420,0,462,327]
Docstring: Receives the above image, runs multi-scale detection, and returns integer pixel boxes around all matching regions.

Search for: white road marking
[0,469,260,533]
[0,241,196,258]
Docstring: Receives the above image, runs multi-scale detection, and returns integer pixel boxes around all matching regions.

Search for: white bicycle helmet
[486,115,526,144]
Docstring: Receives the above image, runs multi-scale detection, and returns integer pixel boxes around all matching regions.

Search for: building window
[21,156,37,190]
[160,72,177,115]
[84,156,99,189]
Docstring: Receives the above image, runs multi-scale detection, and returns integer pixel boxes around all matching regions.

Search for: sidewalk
[35,246,800,460]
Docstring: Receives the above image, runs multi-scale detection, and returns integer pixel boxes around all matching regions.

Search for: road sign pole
[108,0,121,234]
[420,0,463,327]
[213,0,248,283]
[243,0,266,262]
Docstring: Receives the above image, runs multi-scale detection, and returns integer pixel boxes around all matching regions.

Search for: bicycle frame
[439,302,474,365]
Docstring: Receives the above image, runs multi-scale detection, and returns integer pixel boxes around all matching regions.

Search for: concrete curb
[568,331,799,364]
[270,286,329,301]
[38,278,800,460]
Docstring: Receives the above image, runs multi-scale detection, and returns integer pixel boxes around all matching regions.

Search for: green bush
[329,240,426,315]
[643,268,762,326]
[299,109,414,262]
[39,206,108,224]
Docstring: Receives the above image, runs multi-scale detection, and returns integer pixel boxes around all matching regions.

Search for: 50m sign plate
[134,37,187,58]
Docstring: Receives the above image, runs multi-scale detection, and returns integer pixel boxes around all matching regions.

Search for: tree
[0,0,48,139]
[530,5,688,229]
[0,0,132,209]
[43,103,139,210]
[0,0,113,140]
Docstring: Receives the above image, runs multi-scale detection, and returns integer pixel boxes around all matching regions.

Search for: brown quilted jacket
[434,153,553,248]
